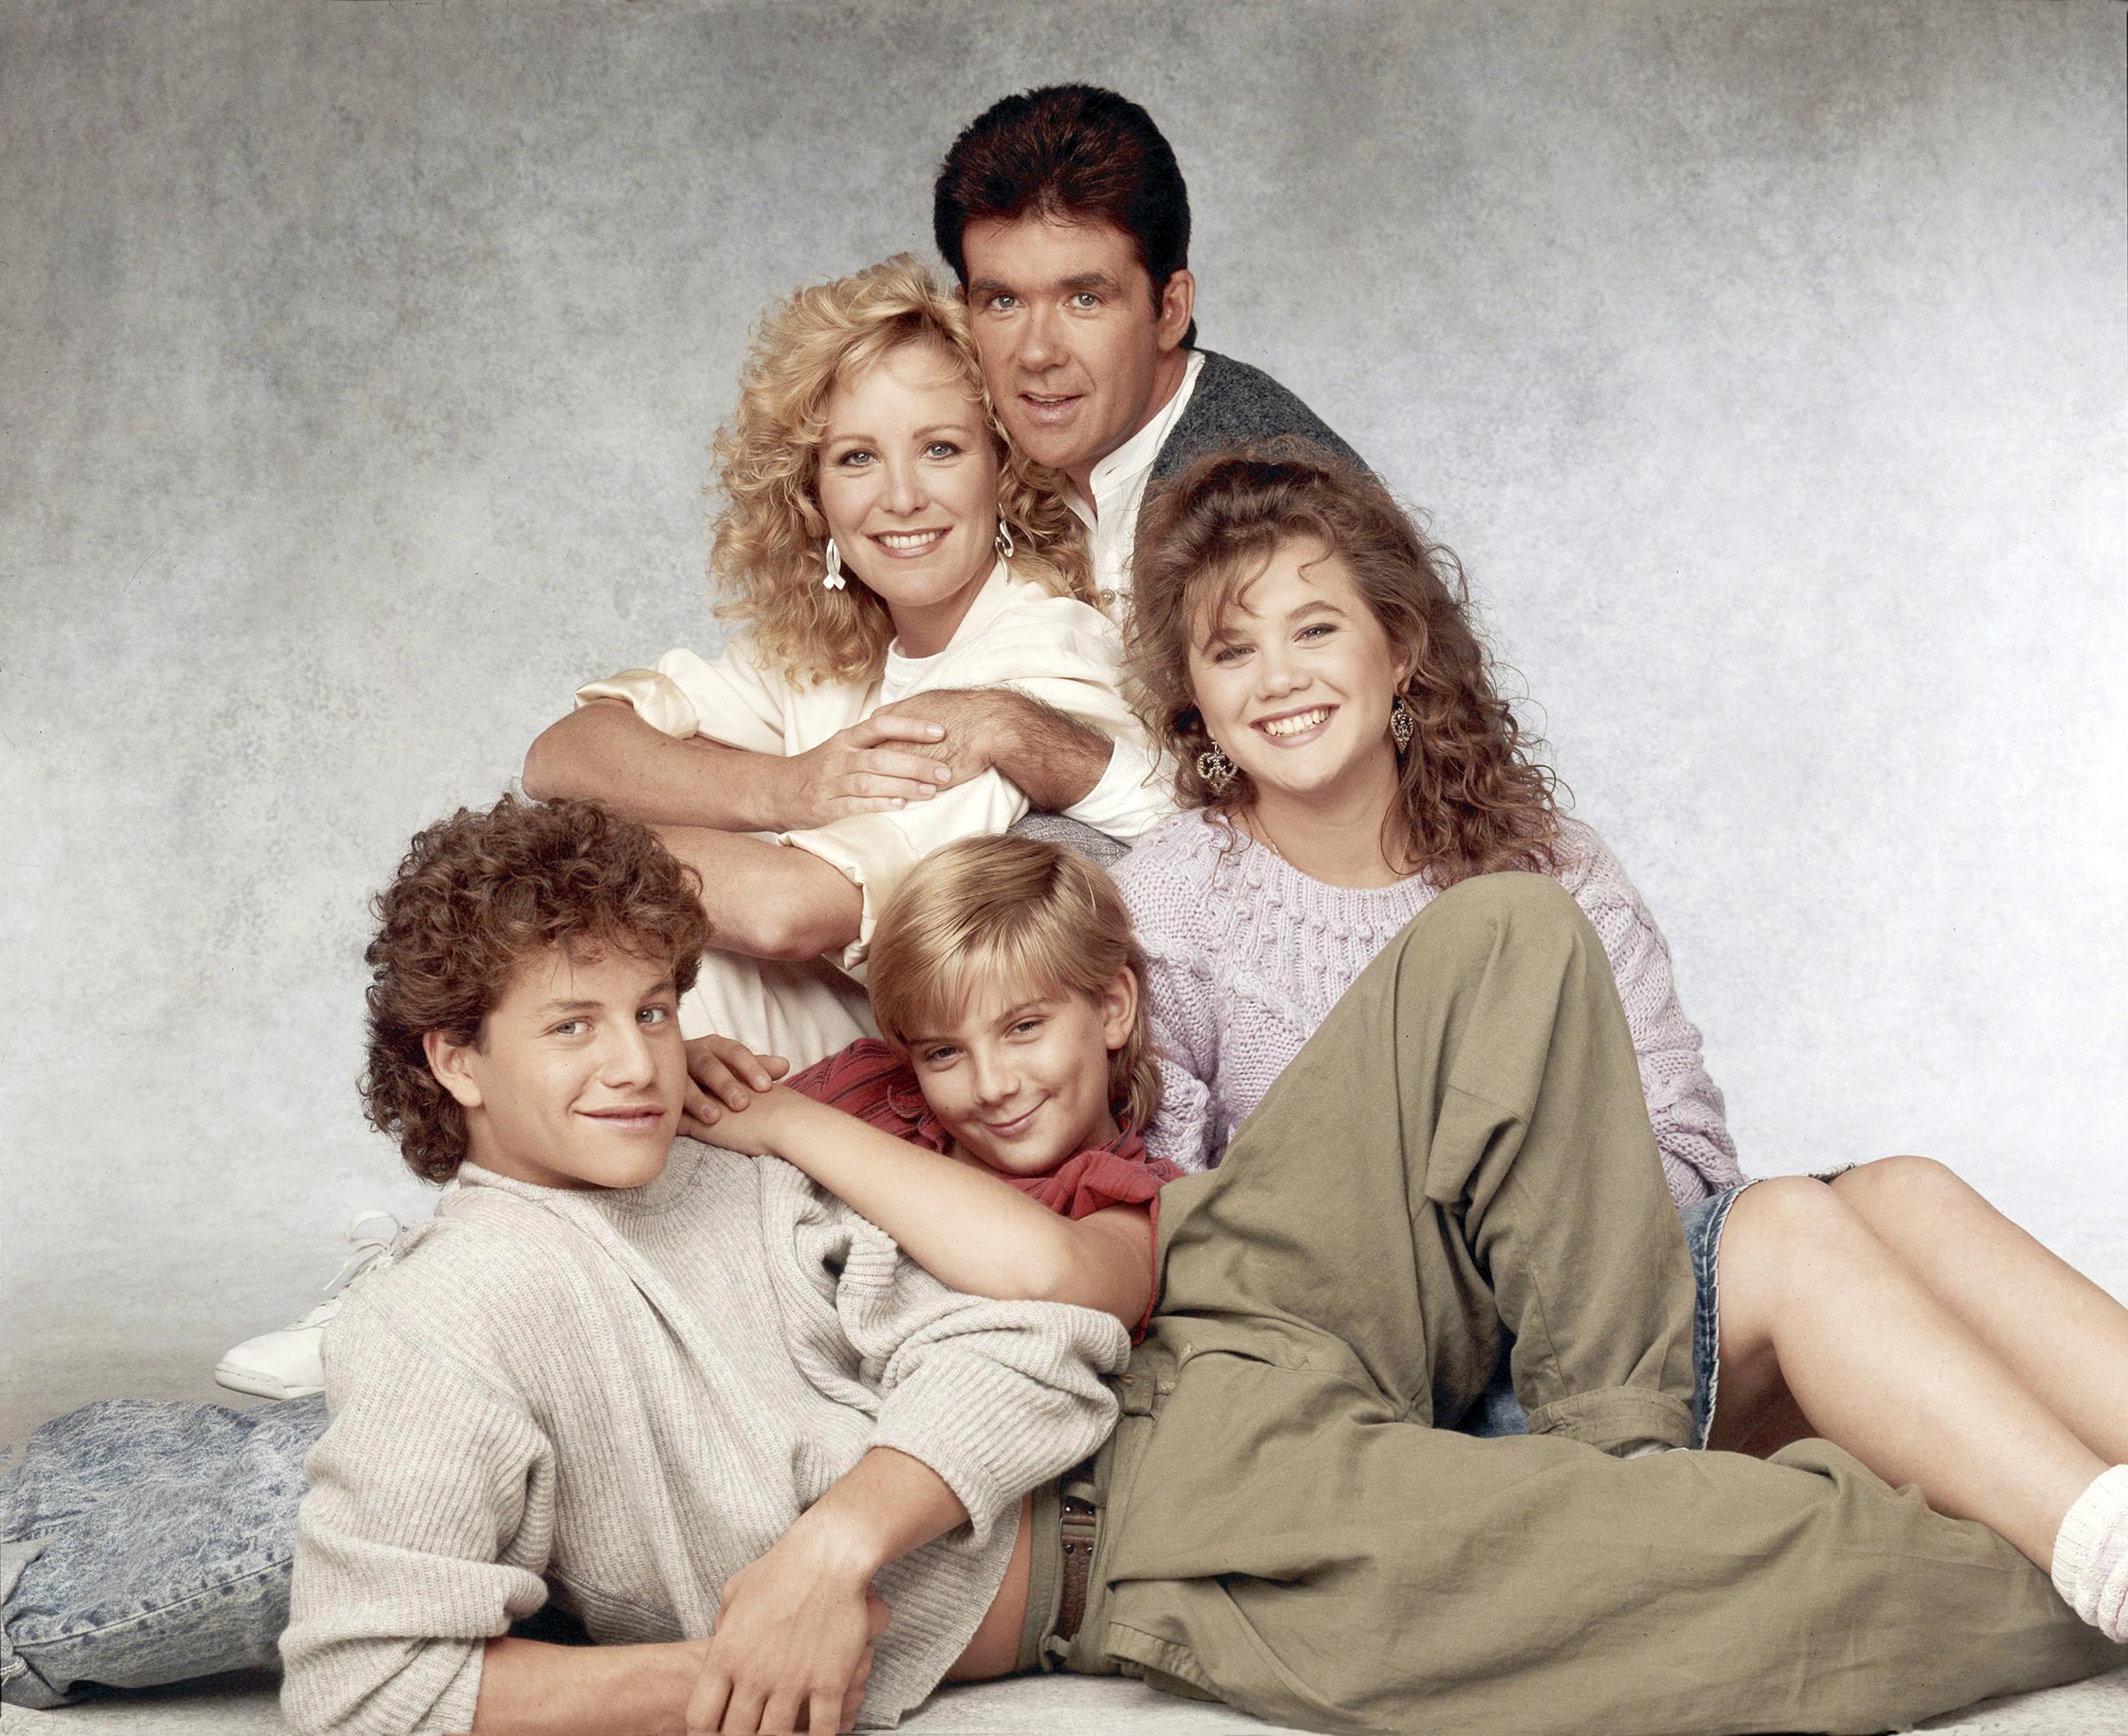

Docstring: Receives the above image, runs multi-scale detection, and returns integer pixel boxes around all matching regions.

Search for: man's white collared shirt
[1066,348,1206,612]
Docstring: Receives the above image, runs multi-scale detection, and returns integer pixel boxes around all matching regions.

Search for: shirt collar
[1067,349,1207,527]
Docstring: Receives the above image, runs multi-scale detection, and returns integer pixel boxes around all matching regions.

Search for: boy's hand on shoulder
[690,1084,802,1158]
[683,1034,791,1145]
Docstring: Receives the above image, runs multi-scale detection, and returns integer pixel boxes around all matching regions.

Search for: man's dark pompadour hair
[934,84,1196,347]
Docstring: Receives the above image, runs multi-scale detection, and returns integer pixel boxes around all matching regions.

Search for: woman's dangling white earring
[994,520,1015,561]
[822,536,847,590]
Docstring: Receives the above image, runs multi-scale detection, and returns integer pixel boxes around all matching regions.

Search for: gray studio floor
[3,1667,2124,1736]
[3,1649,2124,1735]
[5,1367,2125,1736]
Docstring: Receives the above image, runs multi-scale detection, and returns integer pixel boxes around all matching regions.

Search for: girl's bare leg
[1709,1177,2105,1568]
[1829,1155,2128,1463]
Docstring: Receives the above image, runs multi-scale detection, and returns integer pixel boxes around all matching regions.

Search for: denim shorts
[1461,1183,1754,1450]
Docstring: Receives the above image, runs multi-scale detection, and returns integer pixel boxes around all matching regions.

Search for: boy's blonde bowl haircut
[867,833,1163,1135]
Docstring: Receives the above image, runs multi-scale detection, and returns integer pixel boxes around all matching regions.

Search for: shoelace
[283,1210,405,1330]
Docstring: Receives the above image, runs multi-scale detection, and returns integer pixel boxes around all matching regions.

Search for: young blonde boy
[690,833,1179,1341]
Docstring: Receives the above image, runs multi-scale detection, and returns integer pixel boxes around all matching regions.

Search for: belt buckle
[1060,1496,1098,1552]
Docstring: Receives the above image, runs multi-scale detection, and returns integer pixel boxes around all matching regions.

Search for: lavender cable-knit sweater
[1112,811,1745,1208]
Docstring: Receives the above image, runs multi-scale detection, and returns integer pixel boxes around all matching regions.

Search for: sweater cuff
[865,1333,1124,1547]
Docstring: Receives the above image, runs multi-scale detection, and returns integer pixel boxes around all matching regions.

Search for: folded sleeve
[827,1226,1127,1546]
[782,770,1029,979]
[279,1300,552,1736]
[1061,734,1176,845]
[574,638,788,755]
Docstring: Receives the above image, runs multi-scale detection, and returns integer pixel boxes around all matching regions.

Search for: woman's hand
[771,714,954,830]
[683,1035,791,1142]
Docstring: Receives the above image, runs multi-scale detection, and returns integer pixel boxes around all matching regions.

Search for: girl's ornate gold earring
[1196,743,1238,791]
[1389,693,1415,753]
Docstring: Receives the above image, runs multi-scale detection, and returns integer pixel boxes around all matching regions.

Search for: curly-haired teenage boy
[275,796,1128,1732]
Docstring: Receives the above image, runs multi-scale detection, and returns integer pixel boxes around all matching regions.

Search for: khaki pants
[1070,874,2120,1733]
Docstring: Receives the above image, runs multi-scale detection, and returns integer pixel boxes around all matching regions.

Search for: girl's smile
[1185,537,1412,816]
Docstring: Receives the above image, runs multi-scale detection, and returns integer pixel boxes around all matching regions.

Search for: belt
[1050,1458,1101,1655]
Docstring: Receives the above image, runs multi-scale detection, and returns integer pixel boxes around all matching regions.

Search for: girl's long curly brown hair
[710,255,1091,686]
[1125,444,1560,885]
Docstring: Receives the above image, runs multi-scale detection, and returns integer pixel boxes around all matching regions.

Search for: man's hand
[770,715,955,831]
[683,1035,791,1140]
[867,691,1014,790]
[685,1537,891,1734]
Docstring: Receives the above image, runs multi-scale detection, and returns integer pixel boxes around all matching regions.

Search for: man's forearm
[986,693,1114,812]
[473,1636,706,1735]
[523,701,791,833]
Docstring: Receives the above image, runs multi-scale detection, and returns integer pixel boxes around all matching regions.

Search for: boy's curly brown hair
[360,796,714,1183]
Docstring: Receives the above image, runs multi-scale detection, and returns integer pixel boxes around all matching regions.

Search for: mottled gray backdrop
[4,1,2124,1427]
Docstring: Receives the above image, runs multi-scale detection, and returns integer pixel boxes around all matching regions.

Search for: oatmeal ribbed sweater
[279,1144,1128,1735]
[1113,812,1744,1206]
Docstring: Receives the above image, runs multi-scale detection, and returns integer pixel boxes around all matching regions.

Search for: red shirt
[786,1038,1182,1333]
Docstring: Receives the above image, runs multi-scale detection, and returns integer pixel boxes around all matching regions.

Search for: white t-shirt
[575,559,1175,975]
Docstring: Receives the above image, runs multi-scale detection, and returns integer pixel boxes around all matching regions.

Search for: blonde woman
[214,258,1172,1406]
[522,254,1172,1068]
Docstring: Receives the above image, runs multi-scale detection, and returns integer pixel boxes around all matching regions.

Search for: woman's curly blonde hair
[710,254,1091,686]
[1127,443,1561,886]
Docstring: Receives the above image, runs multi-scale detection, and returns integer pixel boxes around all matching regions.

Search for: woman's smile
[1253,702,1337,745]
[871,528,951,558]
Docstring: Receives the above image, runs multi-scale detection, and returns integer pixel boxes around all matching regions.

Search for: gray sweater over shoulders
[279,1144,1129,1735]
[1151,348,1365,482]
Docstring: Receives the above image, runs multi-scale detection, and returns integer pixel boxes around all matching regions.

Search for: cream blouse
[575,559,1174,977]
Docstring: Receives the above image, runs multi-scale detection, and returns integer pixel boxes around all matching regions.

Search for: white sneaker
[214,1211,405,1401]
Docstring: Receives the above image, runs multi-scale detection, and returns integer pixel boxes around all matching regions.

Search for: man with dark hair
[934,84,1363,606]
[874,83,1366,822]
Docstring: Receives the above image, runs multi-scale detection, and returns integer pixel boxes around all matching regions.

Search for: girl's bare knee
[1728,1176,1879,1291]
[1830,1153,1969,1215]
